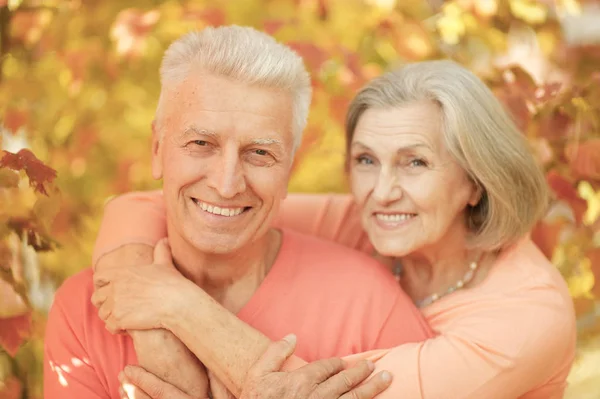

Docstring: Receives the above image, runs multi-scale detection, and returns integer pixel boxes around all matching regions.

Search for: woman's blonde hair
[346,60,549,251]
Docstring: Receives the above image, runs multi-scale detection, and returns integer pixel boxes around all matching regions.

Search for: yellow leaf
[7,0,23,11]
[509,0,548,24]
[567,258,595,299]
[578,182,600,226]
[0,169,19,189]
[437,3,466,45]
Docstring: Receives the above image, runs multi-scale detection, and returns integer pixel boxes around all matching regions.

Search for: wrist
[162,278,203,333]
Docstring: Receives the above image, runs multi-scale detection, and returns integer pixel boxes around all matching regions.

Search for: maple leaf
[565,139,600,181]
[0,149,57,196]
[287,42,329,72]
[546,171,588,224]
[0,313,32,357]
[2,109,28,134]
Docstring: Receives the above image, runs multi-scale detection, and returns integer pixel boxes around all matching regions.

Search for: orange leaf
[0,376,23,399]
[546,171,587,224]
[263,19,286,35]
[565,139,600,180]
[287,42,328,71]
[2,109,28,134]
[0,313,32,357]
[531,220,564,259]
[330,95,351,128]
[200,8,225,26]
[0,149,57,196]
[0,278,28,319]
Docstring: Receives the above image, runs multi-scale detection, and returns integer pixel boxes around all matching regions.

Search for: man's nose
[373,167,402,204]
[208,148,247,199]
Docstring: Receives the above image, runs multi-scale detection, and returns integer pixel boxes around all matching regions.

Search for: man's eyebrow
[181,126,218,139]
[250,138,286,154]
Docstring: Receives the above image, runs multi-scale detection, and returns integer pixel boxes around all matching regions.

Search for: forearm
[96,245,206,395]
[167,282,307,397]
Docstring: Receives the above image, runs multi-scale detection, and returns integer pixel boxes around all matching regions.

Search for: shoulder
[51,268,95,315]
[434,240,576,378]
[47,268,97,338]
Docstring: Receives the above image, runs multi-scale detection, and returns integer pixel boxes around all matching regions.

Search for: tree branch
[0,5,10,85]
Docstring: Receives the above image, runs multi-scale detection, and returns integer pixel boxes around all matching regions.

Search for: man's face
[152,72,295,254]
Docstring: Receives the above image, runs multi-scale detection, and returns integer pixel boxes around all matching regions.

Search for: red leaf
[0,149,57,196]
[287,42,328,71]
[535,109,571,140]
[2,109,28,133]
[546,170,587,224]
[565,139,600,180]
[0,313,32,356]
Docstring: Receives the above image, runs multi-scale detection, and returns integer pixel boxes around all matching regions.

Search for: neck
[168,226,281,312]
[398,224,480,302]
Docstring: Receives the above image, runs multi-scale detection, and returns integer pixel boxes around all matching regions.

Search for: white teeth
[376,213,415,222]
[196,200,244,217]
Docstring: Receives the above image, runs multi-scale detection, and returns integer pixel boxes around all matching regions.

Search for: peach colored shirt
[90,191,577,399]
[44,228,432,399]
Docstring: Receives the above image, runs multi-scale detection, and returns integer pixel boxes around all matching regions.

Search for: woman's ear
[468,181,483,207]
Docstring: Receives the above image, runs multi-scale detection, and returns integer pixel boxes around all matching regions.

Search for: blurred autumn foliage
[1,0,599,397]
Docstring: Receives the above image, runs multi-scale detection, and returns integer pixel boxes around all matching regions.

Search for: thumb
[153,238,172,265]
[248,334,297,378]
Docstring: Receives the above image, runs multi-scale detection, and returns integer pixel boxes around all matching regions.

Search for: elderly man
[43,26,431,399]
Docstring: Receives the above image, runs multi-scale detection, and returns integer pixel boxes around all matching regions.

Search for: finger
[153,238,172,265]
[338,370,393,399]
[124,365,191,399]
[119,373,151,399]
[248,334,297,377]
[91,286,108,309]
[208,371,236,399]
[313,360,373,397]
[93,270,112,289]
[293,357,346,385]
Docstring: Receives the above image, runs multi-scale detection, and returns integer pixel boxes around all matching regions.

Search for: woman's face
[349,100,481,257]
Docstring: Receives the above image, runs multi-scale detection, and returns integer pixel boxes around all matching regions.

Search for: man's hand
[240,335,393,399]
[118,365,205,399]
[118,366,234,399]
[92,239,191,333]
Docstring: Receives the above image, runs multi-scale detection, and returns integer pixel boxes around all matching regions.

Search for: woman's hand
[241,335,393,399]
[92,239,191,333]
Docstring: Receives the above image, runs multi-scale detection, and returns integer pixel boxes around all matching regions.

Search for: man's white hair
[156,25,312,151]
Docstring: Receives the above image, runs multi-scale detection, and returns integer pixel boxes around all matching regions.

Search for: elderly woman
[92,60,576,398]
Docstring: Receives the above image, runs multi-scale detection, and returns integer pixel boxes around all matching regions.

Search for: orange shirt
[44,228,432,399]
[88,191,577,399]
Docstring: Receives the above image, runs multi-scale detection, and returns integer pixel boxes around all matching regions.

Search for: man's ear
[151,120,163,180]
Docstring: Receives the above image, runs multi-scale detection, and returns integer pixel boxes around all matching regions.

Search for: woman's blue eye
[357,156,373,165]
[410,159,427,167]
